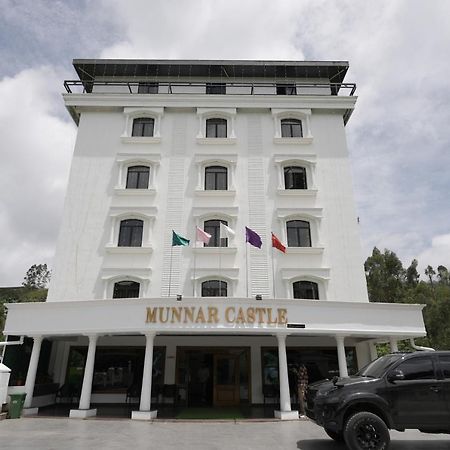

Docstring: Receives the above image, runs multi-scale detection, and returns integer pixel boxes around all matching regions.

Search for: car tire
[343,411,390,450]
[324,427,344,442]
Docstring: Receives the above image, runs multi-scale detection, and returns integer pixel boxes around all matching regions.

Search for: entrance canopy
[4,298,426,340]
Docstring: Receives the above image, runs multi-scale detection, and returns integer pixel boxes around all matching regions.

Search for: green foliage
[22,264,51,289]
[365,247,450,351]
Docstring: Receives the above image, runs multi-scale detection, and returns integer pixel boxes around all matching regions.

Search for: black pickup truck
[306,351,450,450]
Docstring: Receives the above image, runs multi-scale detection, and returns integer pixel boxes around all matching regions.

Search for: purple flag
[245,226,262,248]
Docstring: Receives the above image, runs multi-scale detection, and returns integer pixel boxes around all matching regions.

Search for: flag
[196,227,211,245]
[271,232,286,253]
[220,222,235,239]
[245,226,262,248]
[172,230,190,246]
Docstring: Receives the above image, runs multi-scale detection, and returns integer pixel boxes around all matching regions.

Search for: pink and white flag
[196,226,211,244]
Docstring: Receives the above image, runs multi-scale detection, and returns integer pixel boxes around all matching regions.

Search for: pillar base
[131,410,158,420]
[69,408,97,419]
[274,410,299,420]
[22,407,39,416]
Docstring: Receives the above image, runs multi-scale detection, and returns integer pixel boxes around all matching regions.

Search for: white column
[389,337,399,353]
[23,336,43,410]
[140,333,155,411]
[274,334,298,420]
[132,333,157,420]
[336,335,349,378]
[70,335,98,418]
[369,341,378,361]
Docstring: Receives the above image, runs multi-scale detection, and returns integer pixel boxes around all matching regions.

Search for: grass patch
[176,407,246,419]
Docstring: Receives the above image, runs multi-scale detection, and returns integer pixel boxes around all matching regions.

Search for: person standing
[297,364,309,416]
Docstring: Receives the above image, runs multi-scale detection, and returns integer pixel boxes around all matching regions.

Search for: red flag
[271,232,286,253]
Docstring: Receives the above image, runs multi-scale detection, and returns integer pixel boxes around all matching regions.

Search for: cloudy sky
[1,0,449,286]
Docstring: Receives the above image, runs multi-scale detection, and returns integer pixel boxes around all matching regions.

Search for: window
[287,220,311,247]
[138,82,158,94]
[205,166,228,190]
[201,280,227,297]
[276,84,297,95]
[395,358,435,380]
[284,166,307,189]
[118,219,143,247]
[439,356,450,378]
[204,219,228,247]
[126,166,150,189]
[132,118,155,137]
[113,281,140,299]
[281,119,303,138]
[293,281,319,300]
[206,83,226,95]
[206,118,227,138]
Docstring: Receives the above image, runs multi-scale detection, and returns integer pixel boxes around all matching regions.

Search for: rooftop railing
[63,80,356,96]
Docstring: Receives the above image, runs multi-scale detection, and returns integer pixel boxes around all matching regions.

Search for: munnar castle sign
[146,306,288,326]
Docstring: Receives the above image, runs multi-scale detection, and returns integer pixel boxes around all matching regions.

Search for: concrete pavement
[0,418,449,449]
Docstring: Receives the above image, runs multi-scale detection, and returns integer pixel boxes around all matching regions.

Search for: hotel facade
[3,59,426,419]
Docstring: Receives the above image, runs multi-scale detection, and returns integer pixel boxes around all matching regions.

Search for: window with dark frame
[286,220,311,247]
[138,82,159,94]
[395,358,436,380]
[201,280,227,297]
[132,117,155,137]
[206,83,226,95]
[276,83,297,95]
[204,219,228,247]
[205,165,228,190]
[118,219,143,247]
[126,165,150,189]
[293,281,319,300]
[281,119,303,138]
[113,280,140,299]
[284,166,307,189]
[206,118,227,138]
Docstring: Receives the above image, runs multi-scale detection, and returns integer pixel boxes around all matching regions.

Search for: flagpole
[193,228,197,297]
[271,243,276,298]
[168,244,174,297]
[246,238,249,298]
[218,230,222,297]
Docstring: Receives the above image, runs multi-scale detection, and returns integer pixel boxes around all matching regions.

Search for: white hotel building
[3,59,426,419]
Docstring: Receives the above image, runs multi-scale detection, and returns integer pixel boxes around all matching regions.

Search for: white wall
[48,93,368,304]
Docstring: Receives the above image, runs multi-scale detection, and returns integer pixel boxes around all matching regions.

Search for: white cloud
[0,67,76,285]
[416,234,450,274]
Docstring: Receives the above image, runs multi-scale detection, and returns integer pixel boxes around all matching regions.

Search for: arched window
[201,280,227,297]
[126,165,150,189]
[205,166,228,190]
[284,166,307,189]
[206,118,227,138]
[132,117,155,137]
[293,281,319,300]
[118,219,143,247]
[113,281,140,299]
[281,119,303,138]
[204,219,228,247]
[286,220,311,247]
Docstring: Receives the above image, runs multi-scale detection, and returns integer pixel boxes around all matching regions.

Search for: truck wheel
[324,428,344,442]
[343,412,390,450]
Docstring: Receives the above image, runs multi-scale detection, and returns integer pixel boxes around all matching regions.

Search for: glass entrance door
[213,353,240,406]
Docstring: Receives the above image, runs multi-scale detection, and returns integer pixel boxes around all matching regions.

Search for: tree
[425,265,436,285]
[22,264,51,289]
[406,259,420,287]
[364,247,406,303]
[437,265,449,285]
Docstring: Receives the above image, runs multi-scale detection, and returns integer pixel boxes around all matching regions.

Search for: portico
[4,296,426,419]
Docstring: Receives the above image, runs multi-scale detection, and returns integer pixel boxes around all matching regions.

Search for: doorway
[176,347,250,407]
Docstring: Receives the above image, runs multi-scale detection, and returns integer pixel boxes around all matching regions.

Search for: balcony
[64,80,356,97]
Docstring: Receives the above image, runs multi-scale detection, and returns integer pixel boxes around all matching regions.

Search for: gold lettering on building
[145,306,288,326]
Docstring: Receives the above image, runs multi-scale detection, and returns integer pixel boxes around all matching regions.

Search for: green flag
[172,230,190,246]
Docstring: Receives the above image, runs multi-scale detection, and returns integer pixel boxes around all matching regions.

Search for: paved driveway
[1,418,449,449]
